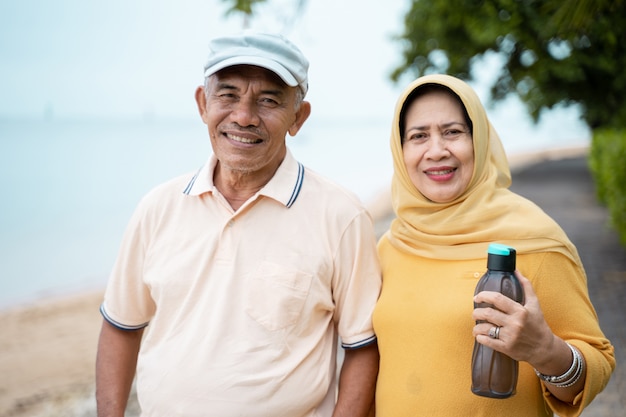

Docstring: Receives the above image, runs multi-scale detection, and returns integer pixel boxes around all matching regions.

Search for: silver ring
[488,326,501,340]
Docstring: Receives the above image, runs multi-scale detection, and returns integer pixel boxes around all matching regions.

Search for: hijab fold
[387,74,580,265]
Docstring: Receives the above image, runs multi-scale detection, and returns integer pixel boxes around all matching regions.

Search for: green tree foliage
[221,0,268,27]
[222,0,266,15]
[220,0,308,30]
[392,0,626,129]
[589,129,626,244]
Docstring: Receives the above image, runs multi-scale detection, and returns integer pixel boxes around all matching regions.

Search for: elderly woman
[372,74,614,416]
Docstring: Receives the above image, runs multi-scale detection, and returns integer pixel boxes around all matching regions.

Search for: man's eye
[260,97,279,106]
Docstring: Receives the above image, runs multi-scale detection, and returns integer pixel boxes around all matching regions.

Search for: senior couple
[96,31,614,417]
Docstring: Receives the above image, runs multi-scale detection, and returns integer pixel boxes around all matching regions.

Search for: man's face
[196,65,310,179]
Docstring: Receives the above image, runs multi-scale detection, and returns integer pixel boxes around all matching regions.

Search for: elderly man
[95,30,381,417]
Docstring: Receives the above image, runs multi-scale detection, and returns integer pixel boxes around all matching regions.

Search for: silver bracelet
[534,343,584,387]
[552,347,584,388]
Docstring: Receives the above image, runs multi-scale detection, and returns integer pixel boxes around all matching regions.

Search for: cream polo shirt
[101,150,382,417]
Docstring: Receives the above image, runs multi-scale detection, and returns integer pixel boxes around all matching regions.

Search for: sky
[0,0,590,147]
[0,0,409,122]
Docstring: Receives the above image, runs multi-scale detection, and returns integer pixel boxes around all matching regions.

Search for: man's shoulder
[137,171,199,207]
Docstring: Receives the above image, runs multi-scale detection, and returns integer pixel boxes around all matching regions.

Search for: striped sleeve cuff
[341,335,377,350]
[100,303,149,331]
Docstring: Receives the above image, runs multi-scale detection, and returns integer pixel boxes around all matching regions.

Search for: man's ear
[288,101,311,137]
[195,86,208,121]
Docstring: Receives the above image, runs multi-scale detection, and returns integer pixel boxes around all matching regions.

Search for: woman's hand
[472,270,585,403]
[472,270,556,366]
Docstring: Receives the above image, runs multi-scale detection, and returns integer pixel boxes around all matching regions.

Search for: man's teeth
[228,134,261,144]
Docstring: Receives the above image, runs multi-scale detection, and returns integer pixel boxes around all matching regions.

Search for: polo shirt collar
[182,149,304,208]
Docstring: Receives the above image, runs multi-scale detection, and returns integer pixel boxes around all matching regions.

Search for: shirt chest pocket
[245,261,313,331]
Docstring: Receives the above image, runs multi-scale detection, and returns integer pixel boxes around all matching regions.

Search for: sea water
[0,114,589,308]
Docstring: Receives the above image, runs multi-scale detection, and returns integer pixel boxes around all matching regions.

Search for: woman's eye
[409,133,426,141]
[444,129,463,138]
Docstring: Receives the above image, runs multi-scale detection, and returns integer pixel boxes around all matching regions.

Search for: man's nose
[230,99,260,127]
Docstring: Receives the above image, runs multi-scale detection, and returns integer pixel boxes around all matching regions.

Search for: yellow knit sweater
[373,239,615,417]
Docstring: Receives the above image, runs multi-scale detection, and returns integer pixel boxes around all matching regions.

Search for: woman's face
[402,89,474,203]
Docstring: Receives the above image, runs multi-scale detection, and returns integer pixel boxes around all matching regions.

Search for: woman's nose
[424,134,450,159]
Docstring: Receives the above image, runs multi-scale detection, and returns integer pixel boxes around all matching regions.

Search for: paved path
[510,156,625,416]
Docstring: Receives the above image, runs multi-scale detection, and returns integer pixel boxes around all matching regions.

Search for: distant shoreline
[0,145,590,313]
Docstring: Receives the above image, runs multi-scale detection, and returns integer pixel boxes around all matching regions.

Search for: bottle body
[471,244,524,399]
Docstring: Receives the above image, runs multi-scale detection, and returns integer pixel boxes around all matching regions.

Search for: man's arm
[96,320,143,417]
[333,342,379,417]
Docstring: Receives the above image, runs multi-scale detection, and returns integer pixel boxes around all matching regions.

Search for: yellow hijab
[386,74,580,263]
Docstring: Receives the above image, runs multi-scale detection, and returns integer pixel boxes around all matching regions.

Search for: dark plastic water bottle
[471,243,524,399]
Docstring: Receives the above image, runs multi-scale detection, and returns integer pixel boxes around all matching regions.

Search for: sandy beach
[3,145,622,417]
[0,291,103,417]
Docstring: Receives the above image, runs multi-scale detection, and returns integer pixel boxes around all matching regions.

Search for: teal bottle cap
[486,243,516,271]
[488,243,514,256]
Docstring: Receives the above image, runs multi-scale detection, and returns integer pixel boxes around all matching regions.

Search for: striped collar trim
[286,162,304,208]
[182,151,305,208]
